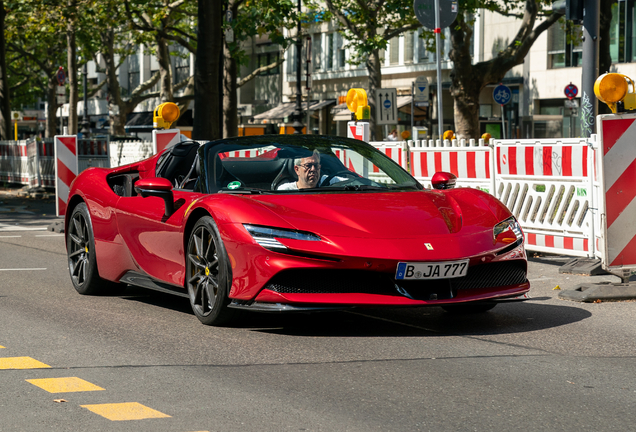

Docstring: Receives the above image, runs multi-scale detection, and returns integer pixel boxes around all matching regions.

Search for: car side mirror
[134,177,174,217]
[431,172,457,190]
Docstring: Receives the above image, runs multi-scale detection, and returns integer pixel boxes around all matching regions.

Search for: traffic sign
[493,84,512,105]
[56,67,66,86]
[413,0,458,30]
[375,88,398,125]
[564,83,578,100]
[414,76,429,102]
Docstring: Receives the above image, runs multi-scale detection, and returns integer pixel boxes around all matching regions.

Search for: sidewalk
[0,185,56,217]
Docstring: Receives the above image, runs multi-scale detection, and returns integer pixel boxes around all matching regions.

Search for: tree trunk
[156,35,173,102]
[365,49,382,141]
[223,39,238,138]
[101,29,127,136]
[0,0,11,140]
[46,77,58,137]
[66,1,78,134]
[193,0,222,140]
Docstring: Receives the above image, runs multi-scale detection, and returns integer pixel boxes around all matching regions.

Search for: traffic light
[566,0,584,24]
[552,0,584,24]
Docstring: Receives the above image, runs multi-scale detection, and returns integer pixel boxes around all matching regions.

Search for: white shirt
[277,174,348,190]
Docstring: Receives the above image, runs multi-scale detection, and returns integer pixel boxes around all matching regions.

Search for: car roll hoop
[134,177,175,218]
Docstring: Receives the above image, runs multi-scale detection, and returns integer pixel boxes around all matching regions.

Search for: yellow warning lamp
[594,73,636,113]
[153,102,181,129]
[481,132,492,143]
[443,130,455,140]
[346,88,370,121]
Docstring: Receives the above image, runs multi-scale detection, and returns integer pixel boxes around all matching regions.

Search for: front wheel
[67,202,122,295]
[186,216,235,326]
[441,303,497,314]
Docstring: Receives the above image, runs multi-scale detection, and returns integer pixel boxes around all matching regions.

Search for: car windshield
[202,135,421,193]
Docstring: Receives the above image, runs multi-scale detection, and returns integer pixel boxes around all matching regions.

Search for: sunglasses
[299,163,320,170]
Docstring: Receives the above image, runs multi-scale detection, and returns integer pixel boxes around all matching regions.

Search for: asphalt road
[0,190,635,431]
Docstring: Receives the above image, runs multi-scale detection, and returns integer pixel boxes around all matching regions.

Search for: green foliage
[226,0,299,67]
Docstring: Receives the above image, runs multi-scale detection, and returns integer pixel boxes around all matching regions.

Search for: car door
[114,190,197,287]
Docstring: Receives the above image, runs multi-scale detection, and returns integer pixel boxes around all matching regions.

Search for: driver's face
[295,155,321,188]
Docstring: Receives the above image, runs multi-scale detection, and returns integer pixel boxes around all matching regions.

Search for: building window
[547,20,582,68]
[327,33,334,70]
[610,0,636,63]
[127,53,140,95]
[312,33,322,71]
[338,34,346,68]
[418,30,434,63]
[404,32,414,64]
[390,36,399,65]
[259,51,280,75]
[174,49,190,84]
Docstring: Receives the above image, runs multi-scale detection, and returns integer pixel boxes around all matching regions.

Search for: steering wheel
[322,170,360,186]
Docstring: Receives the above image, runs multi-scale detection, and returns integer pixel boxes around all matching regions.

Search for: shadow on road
[119,286,591,338]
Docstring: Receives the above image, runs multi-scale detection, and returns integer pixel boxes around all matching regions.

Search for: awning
[308,99,336,111]
[253,103,296,121]
[331,102,352,121]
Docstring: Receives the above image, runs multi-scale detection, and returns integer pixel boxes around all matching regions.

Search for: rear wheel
[67,203,122,295]
[186,216,235,326]
[441,303,497,314]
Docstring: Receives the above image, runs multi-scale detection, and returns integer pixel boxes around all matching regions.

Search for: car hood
[248,190,498,239]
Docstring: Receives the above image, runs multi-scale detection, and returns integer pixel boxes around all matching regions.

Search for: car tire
[67,202,122,295]
[441,303,497,314]
[186,216,235,326]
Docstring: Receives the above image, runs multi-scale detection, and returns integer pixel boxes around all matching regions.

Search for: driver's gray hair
[295,150,320,166]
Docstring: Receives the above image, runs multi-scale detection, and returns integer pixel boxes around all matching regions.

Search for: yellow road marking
[0,345,4,348]
[0,357,50,369]
[80,402,171,421]
[27,377,105,393]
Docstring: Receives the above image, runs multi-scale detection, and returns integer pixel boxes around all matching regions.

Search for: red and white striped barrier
[409,141,495,193]
[596,114,636,273]
[0,141,28,184]
[494,138,595,258]
[152,129,181,154]
[54,135,78,217]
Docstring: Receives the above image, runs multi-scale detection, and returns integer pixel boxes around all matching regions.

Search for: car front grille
[263,261,527,301]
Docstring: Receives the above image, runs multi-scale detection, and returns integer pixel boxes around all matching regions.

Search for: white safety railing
[493,137,595,258]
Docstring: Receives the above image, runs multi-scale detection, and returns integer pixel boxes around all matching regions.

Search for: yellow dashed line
[0,356,50,369]
[27,377,105,393]
[80,402,171,421]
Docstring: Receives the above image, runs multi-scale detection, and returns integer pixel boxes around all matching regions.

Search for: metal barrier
[493,138,595,258]
[368,141,408,184]
[408,138,495,193]
[77,137,110,172]
[0,141,29,185]
[110,140,153,168]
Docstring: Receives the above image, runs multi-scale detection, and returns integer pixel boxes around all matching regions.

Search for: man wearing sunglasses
[278,150,350,190]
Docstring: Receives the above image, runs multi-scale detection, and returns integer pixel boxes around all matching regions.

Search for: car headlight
[243,224,321,250]
[493,216,523,243]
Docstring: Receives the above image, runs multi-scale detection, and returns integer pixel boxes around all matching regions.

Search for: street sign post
[56,67,66,86]
[493,83,511,139]
[414,0,458,139]
[413,76,429,103]
[375,88,398,126]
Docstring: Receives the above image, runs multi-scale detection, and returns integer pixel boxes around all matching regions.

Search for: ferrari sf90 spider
[65,135,529,325]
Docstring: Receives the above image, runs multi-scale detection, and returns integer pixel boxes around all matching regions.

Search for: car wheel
[67,202,121,295]
[186,216,235,326]
[441,303,497,314]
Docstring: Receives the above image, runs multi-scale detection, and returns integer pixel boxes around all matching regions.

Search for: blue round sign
[493,84,511,106]
[383,99,391,109]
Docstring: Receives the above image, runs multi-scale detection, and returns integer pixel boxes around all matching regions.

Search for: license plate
[395,260,469,280]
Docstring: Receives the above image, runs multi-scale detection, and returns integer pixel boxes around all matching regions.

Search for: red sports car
[65,135,529,326]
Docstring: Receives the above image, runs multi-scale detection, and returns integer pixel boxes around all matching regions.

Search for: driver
[277,150,349,190]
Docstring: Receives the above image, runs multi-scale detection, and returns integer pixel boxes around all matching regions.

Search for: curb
[558,282,636,302]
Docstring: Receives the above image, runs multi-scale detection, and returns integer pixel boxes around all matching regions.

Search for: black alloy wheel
[67,202,120,295]
[186,216,234,325]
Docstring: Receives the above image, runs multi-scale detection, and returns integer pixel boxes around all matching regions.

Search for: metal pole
[80,63,89,136]
[411,81,414,140]
[291,0,304,134]
[580,0,599,137]
[434,0,443,139]
[501,105,506,139]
